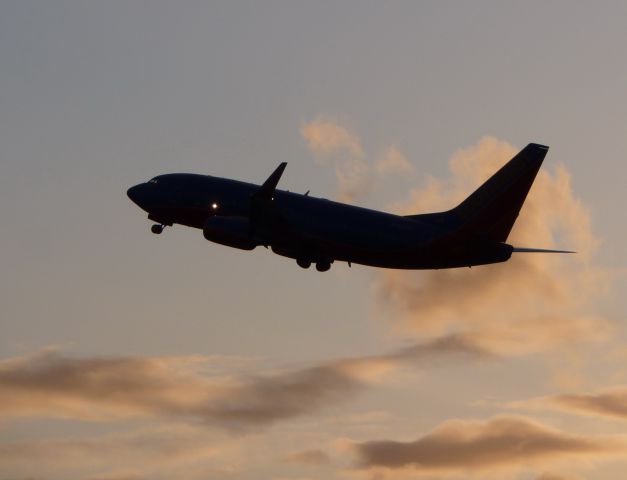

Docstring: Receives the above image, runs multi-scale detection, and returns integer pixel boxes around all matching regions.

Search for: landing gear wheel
[296,258,311,269]
[315,261,331,272]
[151,224,164,234]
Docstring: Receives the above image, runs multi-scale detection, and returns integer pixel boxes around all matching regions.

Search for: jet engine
[203,216,257,250]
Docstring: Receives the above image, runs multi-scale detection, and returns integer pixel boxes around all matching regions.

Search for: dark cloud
[204,363,363,428]
[0,349,219,420]
[0,349,360,428]
[0,337,488,428]
[541,386,627,420]
[355,415,622,471]
[382,332,495,363]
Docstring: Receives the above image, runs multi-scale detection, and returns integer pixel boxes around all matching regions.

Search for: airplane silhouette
[127,143,572,271]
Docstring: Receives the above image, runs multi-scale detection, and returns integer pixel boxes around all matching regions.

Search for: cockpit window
[148,178,159,184]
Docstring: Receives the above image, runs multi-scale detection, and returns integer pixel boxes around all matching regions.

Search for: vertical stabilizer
[450,143,548,242]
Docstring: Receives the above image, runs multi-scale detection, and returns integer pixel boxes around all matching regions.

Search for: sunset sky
[2,2,627,479]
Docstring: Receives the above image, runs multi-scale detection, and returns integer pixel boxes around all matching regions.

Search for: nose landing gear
[151,224,164,234]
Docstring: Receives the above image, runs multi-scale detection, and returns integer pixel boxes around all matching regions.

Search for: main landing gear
[315,261,331,272]
[296,257,332,272]
[296,258,311,269]
[151,224,164,234]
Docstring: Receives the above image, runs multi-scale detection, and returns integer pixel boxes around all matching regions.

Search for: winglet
[254,162,287,200]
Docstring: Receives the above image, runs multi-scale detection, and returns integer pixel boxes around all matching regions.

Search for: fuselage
[127,173,513,270]
[126,144,561,271]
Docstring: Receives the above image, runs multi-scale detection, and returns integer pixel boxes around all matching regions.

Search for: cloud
[221,334,492,428]
[300,116,419,202]
[88,474,148,480]
[516,386,627,421]
[300,116,371,202]
[0,348,361,428]
[0,425,218,479]
[375,146,414,174]
[375,136,610,355]
[205,363,364,428]
[384,332,493,361]
[299,130,609,355]
[0,348,223,421]
[553,387,627,419]
[354,415,624,472]
[535,473,586,480]
[0,341,491,479]
[300,117,363,158]
[284,449,331,466]
[0,338,489,427]
[0,429,211,462]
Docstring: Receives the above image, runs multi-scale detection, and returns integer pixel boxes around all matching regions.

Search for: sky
[1,1,627,479]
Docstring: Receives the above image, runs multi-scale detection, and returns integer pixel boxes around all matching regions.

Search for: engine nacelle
[203,216,257,250]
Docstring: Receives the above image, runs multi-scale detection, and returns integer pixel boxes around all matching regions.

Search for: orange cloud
[375,136,610,355]
[535,473,587,480]
[300,116,371,202]
[375,146,414,174]
[354,415,624,472]
[0,425,218,479]
[0,348,221,421]
[0,338,489,427]
[284,448,331,466]
[300,116,419,202]
[0,348,363,427]
[516,386,627,421]
[553,387,627,419]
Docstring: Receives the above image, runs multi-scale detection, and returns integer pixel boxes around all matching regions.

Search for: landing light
[211,202,218,210]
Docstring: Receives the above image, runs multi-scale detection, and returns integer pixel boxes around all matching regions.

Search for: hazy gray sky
[1,2,626,479]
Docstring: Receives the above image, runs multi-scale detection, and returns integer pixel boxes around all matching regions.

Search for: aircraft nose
[127,183,147,207]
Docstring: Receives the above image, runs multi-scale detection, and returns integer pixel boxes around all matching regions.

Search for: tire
[296,258,311,269]
[315,261,331,272]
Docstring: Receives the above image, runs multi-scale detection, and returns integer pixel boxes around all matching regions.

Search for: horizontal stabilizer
[512,247,576,254]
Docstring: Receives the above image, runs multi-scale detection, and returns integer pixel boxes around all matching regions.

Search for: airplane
[127,143,572,272]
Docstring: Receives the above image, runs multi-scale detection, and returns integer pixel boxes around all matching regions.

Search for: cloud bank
[355,415,624,472]
[0,337,489,427]
[0,348,361,428]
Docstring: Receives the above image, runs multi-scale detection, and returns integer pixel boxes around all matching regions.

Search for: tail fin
[447,143,548,243]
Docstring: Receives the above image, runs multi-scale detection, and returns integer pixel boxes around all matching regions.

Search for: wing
[249,163,290,242]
